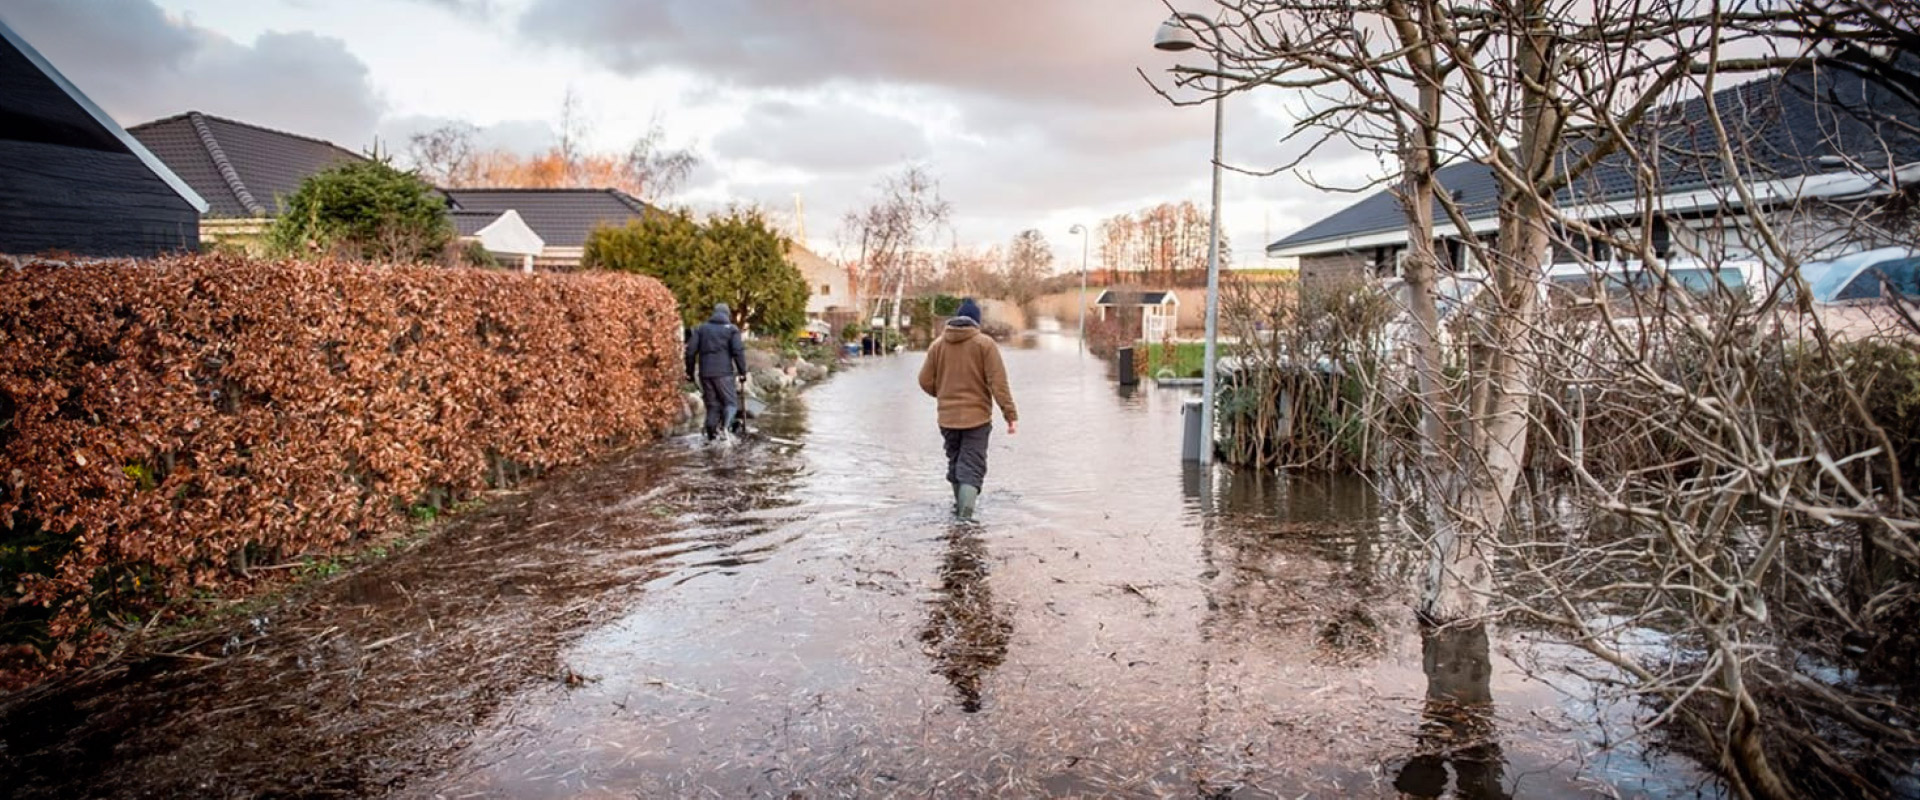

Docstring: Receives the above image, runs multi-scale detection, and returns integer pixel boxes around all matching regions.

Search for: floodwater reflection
[1397,623,1512,799]
[919,524,1012,713]
[410,341,1721,798]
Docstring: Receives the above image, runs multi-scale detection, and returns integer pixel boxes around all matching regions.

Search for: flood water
[405,332,1718,799]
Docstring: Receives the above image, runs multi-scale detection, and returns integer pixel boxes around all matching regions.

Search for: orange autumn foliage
[0,255,683,657]
[459,149,647,196]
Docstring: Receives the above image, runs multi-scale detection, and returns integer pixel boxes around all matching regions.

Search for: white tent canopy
[471,210,544,272]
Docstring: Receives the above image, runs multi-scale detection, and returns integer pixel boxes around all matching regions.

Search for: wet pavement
[1,332,1721,798]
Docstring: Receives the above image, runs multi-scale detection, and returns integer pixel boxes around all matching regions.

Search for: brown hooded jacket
[917,319,1018,429]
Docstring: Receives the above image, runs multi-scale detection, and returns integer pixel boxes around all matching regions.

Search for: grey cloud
[2,0,383,149]
[510,0,1336,258]
[711,97,930,173]
[403,0,494,16]
[0,0,195,85]
[517,0,1177,110]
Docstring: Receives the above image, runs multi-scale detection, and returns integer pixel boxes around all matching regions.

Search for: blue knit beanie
[956,298,982,324]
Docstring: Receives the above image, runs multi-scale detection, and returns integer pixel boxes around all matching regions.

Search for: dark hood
[708,306,732,325]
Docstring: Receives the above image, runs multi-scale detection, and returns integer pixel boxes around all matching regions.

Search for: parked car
[1541,256,1769,309]
[1792,247,1919,340]
[799,318,834,343]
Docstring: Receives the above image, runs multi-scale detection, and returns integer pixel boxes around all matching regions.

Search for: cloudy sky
[1,0,1386,265]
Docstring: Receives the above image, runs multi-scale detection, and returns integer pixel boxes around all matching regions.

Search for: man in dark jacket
[917,298,1017,520]
[685,303,748,442]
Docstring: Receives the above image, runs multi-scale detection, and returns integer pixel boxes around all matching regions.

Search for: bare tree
[840,164,953,328]
[1097,201,1219,285]
[406,122,478,186]
[1000,229,1054,310]
[624,117,701,199]
[556,86,588,184]
[938,244,1002,299]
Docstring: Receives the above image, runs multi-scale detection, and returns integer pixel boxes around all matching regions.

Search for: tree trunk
[1421,0,1555,624]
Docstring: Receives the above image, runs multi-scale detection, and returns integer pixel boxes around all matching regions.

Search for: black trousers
[942,424,992,489]
[699,375,739,436]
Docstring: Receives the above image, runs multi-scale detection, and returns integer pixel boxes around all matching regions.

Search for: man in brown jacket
[918,298,1018,520]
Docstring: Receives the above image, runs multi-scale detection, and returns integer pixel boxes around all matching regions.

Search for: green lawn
[1139,341,1208,378]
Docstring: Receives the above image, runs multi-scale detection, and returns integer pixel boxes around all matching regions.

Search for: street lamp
[1068,223,1089,353]
[1154,12,1227,466]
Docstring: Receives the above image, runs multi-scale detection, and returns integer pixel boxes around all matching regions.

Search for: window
[1838,257,1920,301]
[819,284,831,296]
[1660,268,1747,298]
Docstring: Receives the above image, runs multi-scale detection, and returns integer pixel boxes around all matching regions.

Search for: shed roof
[1095,289,1178,306]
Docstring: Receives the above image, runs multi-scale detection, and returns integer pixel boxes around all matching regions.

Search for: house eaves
[1268,62,1920,260]
[1265,165,1920,259]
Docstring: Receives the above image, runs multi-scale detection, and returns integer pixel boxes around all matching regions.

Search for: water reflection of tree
[920,527,1012,713]
[1395,623,1511,800]
[1190,468,1407,652]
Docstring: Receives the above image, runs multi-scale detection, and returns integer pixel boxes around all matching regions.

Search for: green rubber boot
[949,481,960,515]
[955,484,980,521]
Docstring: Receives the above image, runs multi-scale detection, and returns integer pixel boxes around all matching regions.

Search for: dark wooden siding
[0,139,199,257]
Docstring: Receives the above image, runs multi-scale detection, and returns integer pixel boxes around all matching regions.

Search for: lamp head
[1154,17,1201,51]
[1069,223,1085,234]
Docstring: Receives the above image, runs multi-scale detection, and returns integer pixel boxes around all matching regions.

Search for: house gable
[0,18,204,257]
[787,242,852,314]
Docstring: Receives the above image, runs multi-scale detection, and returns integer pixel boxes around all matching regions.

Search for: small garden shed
[1094,288,1180,342]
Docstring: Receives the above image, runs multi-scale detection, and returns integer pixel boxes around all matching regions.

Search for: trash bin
[1181,398,1204,461]
[1117,346,1139,386]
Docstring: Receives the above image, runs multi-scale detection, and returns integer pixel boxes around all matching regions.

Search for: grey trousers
[942,424,992,489]
[700,375,739,437]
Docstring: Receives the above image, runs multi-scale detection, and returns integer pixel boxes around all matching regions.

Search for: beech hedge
[0,255,683,657]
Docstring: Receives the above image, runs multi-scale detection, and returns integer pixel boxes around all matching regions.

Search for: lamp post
[1068,223,1089,353]
[1154,12,1226,466]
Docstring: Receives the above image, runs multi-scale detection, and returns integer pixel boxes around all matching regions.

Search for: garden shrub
[0,254,682,662]
[265,159,453,263]
[584,207,808,336]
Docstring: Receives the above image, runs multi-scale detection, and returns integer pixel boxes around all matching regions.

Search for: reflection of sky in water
[422,331,1722,799]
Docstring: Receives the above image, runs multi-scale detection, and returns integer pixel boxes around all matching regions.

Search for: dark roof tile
[1268,161,1500,253]
[1095,289,1177,306]
[449,209,502,237]
[440,188,648,248]
[128,112,365,218]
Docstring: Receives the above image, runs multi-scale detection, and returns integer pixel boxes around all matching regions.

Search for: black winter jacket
[684,307,747,379]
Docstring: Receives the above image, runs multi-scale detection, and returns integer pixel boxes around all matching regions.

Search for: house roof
[0,19,206,213]
[127,111,365,218]
[1266,161,1501,257]
[450,209,503,237]
[1095,289,1177,306]
[440,188,648,249]
[1270,60,1920,257]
